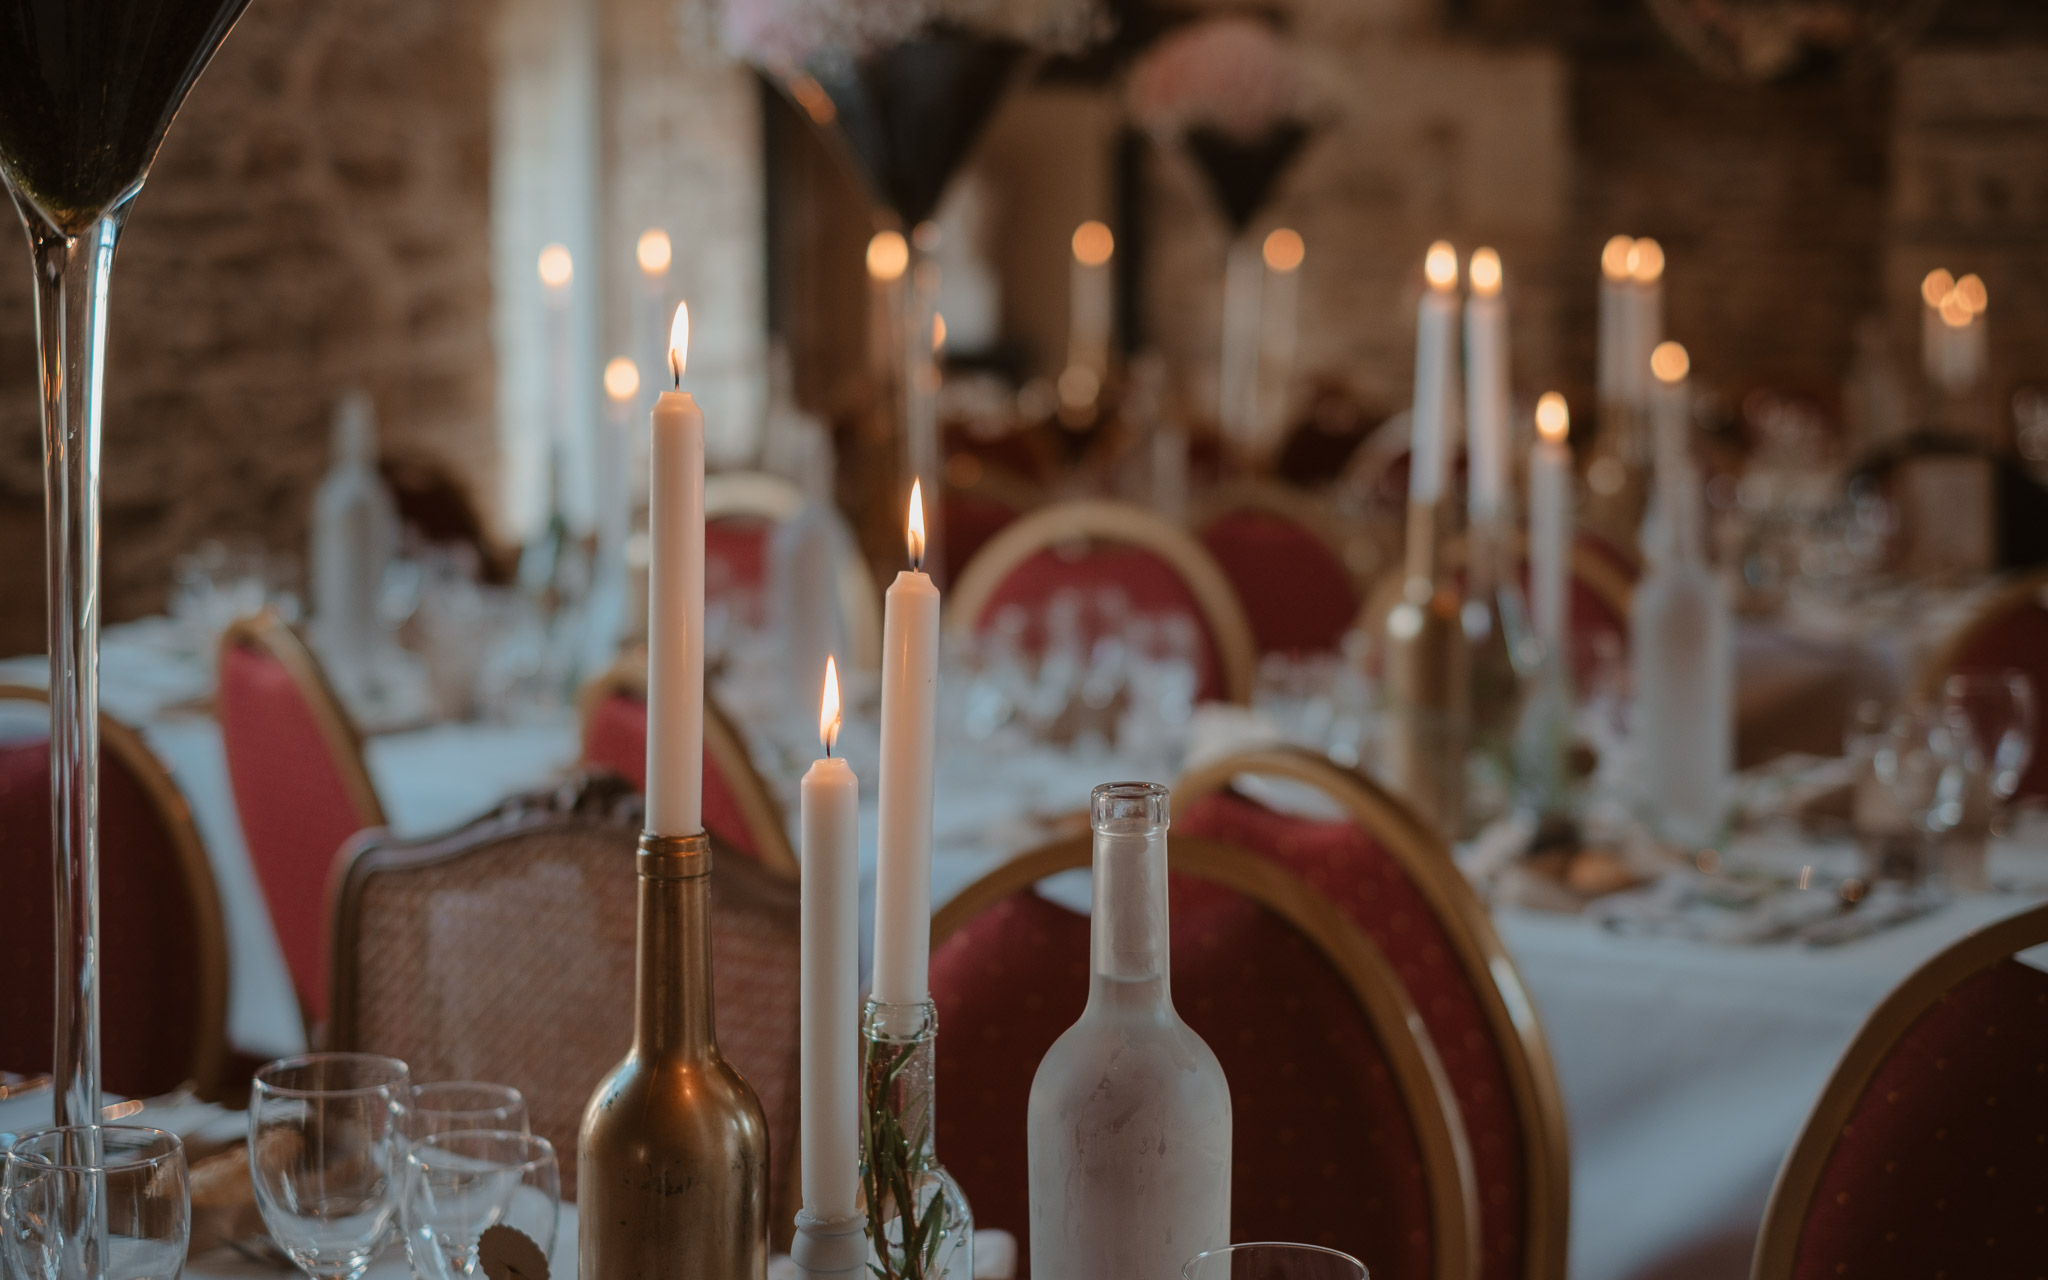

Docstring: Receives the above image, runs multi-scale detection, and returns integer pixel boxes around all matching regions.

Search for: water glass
[1942,671,2035,809]
[1873,704,1977,840]
[2,1126,188,1280]
[250,1054,412,1280]
[403,1084,529,1143]
[399,1131,558,1280]
[1184,1243,1369,1280]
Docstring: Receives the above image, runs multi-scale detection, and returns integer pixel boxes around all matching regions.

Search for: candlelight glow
[1536,391,1569,443]
[1469,247,1502,297]
[1602,235,1635,281]
[933,313,947,351]
[1073,220,1114,267]
[1939,291,1974,329]
[1651,340,1689,384]
[1425,241,1458,291]
[820,656,842,755]
[604,357,640,402]
[1955,273,1988,314]
[1628,237,1665,284]
[907,480,927,570]
[789,74,836,125]
[537,243,573,289]
[667,302,689,386]
[636,229,672,276]
[1263,228,1305,273]
[868,231,909,282]
[1921,268,1955,309]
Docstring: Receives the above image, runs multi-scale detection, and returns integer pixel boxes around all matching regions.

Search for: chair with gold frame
[1173,746,1570,1280]
[929,832,1480,1280]
[1192,479,1372,656]
[577,655,799,877]
[0,684,229,1100]
[1751,900,2048,1277]
[945,498,1258,704]
[218,608,385,1027]
[705,469,883,671]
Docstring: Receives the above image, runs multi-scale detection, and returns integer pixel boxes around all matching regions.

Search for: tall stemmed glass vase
[0,0,252,1127]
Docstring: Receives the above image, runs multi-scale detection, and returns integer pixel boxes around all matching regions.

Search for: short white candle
[801,658,860,1221]
[1530,392,1572,664]
[1464,247,1510,525]
[871,482,941,1006]
[1410,241,1460,504]
[646,303,705,837]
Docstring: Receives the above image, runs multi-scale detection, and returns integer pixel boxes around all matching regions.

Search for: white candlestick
[1649,341,1692,561]
[801,658,860,1220]
[1068,221,1114,377]
[1464,248,1510,524]
[872,483,941,1006]
[646,304,705,837]
[1625,238,1665,413]
[1409,241,1460,504]
[1596,235,1632,411]
[1530,393,1572,664]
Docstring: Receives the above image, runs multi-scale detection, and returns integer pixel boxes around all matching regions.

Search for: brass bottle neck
[635,831,718,1059]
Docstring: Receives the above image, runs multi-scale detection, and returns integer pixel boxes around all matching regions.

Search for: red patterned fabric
[579,690,762,862]
[1199,509,1359,656]
[1178,791,1527,1280]
[1946,598,2048,796]
[0,734,210,1096]
[218,642,371,1025]
[1791,957,2048,1276]
[708,516,771,626]
[931,883,1434,1280]
[939,490,1021,592]
[972,544,1230,702]
[1573,529,1638,584]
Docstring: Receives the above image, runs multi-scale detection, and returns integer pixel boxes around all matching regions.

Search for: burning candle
[1262,228,1305,446]
[1649,340,1691,559]
[800,657,860,1221]
[1068,220,1114,379]
[1625,237,1665,414]
[646,303,705,837]
[636,229,672,413]
[1596,235,1633,414]
[1410,241,1460,504]
[1530,392,1572,666]
[1464,246,1510,525]
[871,482,941,1005]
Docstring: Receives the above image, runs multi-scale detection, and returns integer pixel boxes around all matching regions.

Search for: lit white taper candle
[871,482,941,1005]
[800,657,860,1221]
[1068,220,1114,378]
[1649,341,1691,561]
[1624,238,1665,413]
[1464,247,1510,524]
[1596,235,1632,412]
[1410,241,1460,504]
[646,303,704,836]
[1530,392,1572,664]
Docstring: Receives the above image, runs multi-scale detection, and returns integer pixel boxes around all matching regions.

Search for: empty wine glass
[1184,1243,1369,1280]
[2,1126,188,1280]
[403,1083,529,1143]
[1873,703,1979,843]
[399,1131,558,1280]
[1942,671,2035,813]
[249,1054,412,1280]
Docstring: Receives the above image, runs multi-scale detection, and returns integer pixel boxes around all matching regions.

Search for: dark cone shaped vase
[1185,119,1311,235]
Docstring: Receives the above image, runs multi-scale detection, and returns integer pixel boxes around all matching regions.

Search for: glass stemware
[1873,702,1980,871]
[403,1083,530,1143]
[1184,1243,1369,1280]
[2,1125,189,1280]
[1942,671,2035,816]
[249,1054,412,1280]
[0,0,253,1127]
[399,1130,559,1280]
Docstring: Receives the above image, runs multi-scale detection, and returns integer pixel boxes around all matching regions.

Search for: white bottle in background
[310,388,398,689]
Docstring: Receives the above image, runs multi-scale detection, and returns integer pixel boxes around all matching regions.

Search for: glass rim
[1183,1242,1367,1277]
[1944,669,2033,694]
[4,1125,184,1174]
[405,1128,556,1168]
[408,1080,524,1109]
[253,1052,410,1099]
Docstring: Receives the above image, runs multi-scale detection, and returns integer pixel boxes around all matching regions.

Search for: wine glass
[1942,671,2035,815]
[249,1054,412,1280]
[1184,1243,1369,1280]
[0,0,253,1126]
[403,1083,530,1142]
[1873,703,1980,878]
[2,1125,189,1280]
[399,1131,559,1280]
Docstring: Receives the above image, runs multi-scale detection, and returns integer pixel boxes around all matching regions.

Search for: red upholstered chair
[945,499,1258,704]
[1916,568,2048,796]
[0,685,228,1099]
[705,470,881,671]
[578,662,797,876]
[1752,900,2048,1278]
[929,834,1478,1280]
[218,610,385,1030]
[1196,484,1362,657]
[1174,748,1571,1280]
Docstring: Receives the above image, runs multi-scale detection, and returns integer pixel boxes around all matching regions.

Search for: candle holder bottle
[861,999,973,1280]
[1028,782,1231,1280]
[579,831,769,1280]
[1383,498,1472,835]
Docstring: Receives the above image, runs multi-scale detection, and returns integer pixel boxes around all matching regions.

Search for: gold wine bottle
[579,831,768,1280]
[1383,497,1471,834]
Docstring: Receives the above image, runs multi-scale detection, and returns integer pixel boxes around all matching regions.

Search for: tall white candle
[1530,392,1572,664]
[636,229,671,418]
[1464,247,1510,524]
[1068,220,1114,378]
[1261,228,1304,450]
[646,303,705,837]
[1648,341,1692,561]
[1409,241,1460,504]
[1596,235,1632,411]
[538,244,574,531]
[872,482,941,1006]
[801,657,860,1221]
[1624,238,1665,414]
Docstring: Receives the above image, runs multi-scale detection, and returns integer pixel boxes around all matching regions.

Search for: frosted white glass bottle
[1027,781,1232,1280]
[310,388,398,685]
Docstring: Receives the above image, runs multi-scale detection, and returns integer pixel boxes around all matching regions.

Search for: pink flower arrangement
[721,0,1097,71]
[1127,16,1302,143]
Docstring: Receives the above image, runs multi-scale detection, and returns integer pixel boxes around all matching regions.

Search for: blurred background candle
[1530,391,1572,666]
[801,657,859,1221]
[1260,228,1305,451]
[1596,234,1633,418]
[636,228,672,420]
[872,482,940,1005]
[1410,241,1461,506]
[583,355,639,673]
[646,303,704,837]
[1649,340,1691,554]
[1464,246,1510,528]
[1624,237,1666,419]
[1067,220,1114,383]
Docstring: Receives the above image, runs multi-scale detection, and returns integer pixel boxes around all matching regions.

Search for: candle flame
[1425,241,1458,291]
[1263,227,1305,273]
[907,480,926,570]
[1628,237,1665,284]
[1650,340,1689,384]
[867,230,908,282]
[668,302,689,387]
[933,312,947,351]
[636,229,672,276]
[1921,268,1955,309]
[820,656,842,755]
[537,243,573,290]
[1536,391,1569,443]
[1939,291,1973,329]
[1601,235,1635,281]
[1469,246,1502,297]
[1954,273,1987,315]
[604,356,640,402]
[1072,220,1114,267]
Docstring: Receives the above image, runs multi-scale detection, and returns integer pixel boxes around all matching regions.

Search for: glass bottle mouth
[1091,780,1169,836]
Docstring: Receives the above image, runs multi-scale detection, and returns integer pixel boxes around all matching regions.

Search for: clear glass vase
[861,999,972,1280]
